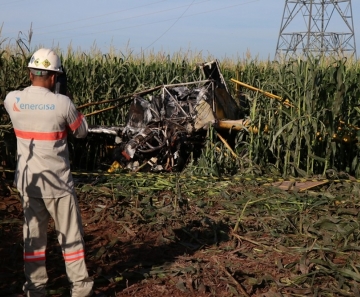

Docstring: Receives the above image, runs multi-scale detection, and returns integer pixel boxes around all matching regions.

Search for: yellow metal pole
[216,132,239,159]
[230,78,293,107]
[231,79,360,137]
[216,119,251,131]
[230,78,282,100]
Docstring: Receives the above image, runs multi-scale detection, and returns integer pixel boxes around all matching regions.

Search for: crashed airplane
[88,60,250,172]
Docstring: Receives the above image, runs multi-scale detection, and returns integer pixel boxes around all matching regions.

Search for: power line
[2,0,169,35]
[32,0,260,44]
[143,0,196,51]
[32,0,209,37]
[32,0,168,31]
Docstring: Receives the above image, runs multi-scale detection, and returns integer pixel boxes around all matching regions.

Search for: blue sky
[1,0,359,60]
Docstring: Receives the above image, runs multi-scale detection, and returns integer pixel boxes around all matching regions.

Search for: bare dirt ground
[0,192,294,296]
[1,175,358,297]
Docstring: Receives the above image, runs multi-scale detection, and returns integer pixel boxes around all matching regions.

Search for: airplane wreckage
[85,65,335,193]
[87,60,251,173]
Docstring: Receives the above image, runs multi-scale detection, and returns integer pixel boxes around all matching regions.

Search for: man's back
[4,85,88,198]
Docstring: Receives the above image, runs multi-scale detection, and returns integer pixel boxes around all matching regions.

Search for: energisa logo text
[13,97,56,112]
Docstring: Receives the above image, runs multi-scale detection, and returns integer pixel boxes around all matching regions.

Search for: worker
[4,48,94,297]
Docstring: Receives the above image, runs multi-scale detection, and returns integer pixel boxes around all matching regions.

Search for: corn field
[3,38,360,296]
[1,42,360,178]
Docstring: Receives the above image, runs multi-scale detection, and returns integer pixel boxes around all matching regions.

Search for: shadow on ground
[0,191,232,297]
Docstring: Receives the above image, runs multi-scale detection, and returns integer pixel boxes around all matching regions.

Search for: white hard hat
[28,48,63,74]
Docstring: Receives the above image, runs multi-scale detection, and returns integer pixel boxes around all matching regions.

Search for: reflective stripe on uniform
[68,113,84,131]
[24,250,46,262]
[63,249,85,262]
[14,129,67,141]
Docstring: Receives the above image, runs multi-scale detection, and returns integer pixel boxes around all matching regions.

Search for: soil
[0,194,294,296]
[0,176,352,297]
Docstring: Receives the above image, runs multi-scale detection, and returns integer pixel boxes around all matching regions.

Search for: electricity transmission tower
[275,0,357,59]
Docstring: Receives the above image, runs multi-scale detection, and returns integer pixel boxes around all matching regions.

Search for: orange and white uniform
[4,86,93,297]
[5,85,87,197]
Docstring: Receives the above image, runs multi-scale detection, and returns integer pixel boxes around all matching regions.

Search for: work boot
[70,278,94,297]
[23,285,46,297]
